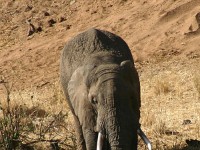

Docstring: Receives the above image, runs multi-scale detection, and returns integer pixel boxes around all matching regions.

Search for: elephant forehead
[96,69,122,84]
[97,75,120,87]
[95,67,121,82]
[95,64,119,74]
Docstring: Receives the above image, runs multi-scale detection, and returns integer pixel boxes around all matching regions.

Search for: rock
[58,16,66,22]
[36,26,42,32]
[50,141,60,150]
[165,130,179,136]
[185,12,200,34]
[44,11,50,16]
[26,20,36,36]
[0,80,6,84]
[182,119,192,125]
[24,5,32,12]
[48,19,56,27]
[66,24,71,30]
[195,12,200,25]
[70,0,76,5]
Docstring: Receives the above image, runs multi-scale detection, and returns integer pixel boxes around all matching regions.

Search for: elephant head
[67,59,146,150]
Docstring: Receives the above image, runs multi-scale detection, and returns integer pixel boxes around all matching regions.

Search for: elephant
[60,28,151,150]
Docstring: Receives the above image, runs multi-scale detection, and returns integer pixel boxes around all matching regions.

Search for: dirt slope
[1,1,200,149]
[0,0,200,89]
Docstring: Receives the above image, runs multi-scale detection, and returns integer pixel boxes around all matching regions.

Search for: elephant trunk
[107,108,120,149]
[96,68,138,149]
[105,80,122,150]
[100,78,138,150]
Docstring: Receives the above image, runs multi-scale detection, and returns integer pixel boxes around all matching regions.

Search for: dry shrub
[139,60,200,150]
[0,82,76,150]
[153,119,167,136]
[141,110,156,127]
[193,74,200,98]
[154,79,171,95]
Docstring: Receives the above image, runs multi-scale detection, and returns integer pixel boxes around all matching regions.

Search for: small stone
[58,17,66,22]
[182,119,192,125]
[27,22,36,36]
[44,11,50,16]
[70,0,76,5]
[24,5,32,12]
[165,130,179,135]
[48,19,56,27]
[50,141,60,150]
[195,12,200,25]
[66,24,71,30]
[36,26,42,32]
[91,10,97,14]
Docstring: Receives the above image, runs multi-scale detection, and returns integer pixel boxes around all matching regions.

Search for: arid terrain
[0,0,200,149]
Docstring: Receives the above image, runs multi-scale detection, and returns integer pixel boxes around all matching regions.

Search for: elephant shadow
[174,146,199,150]
[170,139,200,150]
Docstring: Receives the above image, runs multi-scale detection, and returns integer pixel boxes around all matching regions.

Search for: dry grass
[0,82,76,150]
[139,59,200,150]
[1,59,200,149]
[193,74,200,99]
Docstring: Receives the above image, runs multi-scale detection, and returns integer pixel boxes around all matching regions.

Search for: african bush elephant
[60,28,151,150]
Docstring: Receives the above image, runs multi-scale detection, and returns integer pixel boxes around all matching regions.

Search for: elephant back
[61,28,134,78]
[60,28,135,102]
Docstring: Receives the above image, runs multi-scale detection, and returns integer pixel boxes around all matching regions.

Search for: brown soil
[1,0,200,149]
[1,0,200,90]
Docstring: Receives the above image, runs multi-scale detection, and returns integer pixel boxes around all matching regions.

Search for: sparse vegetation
[0,64,199,149]
[1,61,200,149]
[154,79,171,95]
[0,0,200,149]
[0,82,77,150]
[140,61,200,150]
[193,73,200,98]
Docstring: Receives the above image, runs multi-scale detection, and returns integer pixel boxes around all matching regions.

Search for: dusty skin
[60,28,141,150]
[0,0,200,149]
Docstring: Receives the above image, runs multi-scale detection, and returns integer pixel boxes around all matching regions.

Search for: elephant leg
[73,115,86,150]
[82,128,98,150]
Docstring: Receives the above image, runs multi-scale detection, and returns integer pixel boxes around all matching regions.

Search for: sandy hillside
[0,0,200,89]
[0,0,200,149]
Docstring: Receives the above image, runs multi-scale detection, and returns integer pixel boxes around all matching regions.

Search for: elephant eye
[91,96,98,104]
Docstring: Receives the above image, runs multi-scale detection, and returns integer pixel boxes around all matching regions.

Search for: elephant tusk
[137,128,152,150]
[97,132,104,150]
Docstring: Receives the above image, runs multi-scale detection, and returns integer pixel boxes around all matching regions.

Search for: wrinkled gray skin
[60,28,141,150]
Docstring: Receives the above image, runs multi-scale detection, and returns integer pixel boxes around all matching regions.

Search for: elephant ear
[68,65,96,125]
[120,60,139,87]
[120,60,141,118]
